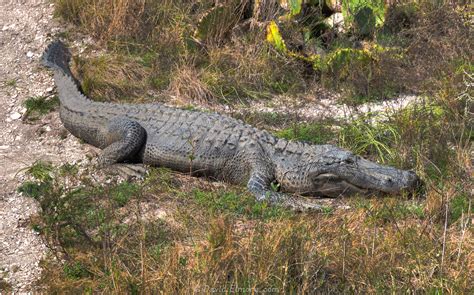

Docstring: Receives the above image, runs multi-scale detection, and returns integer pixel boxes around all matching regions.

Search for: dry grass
[168,63,216,104]
[54,0,160,42]
[73,54,150,101]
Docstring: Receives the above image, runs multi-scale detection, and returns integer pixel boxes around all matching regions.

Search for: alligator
[42,40,420,210]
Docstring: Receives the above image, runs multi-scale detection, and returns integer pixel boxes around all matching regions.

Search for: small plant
[0,278,12,292]
[26,161,54,182]
[4,78,17,87]
[342,0,385,36]
[23,96,59,120]
[449,194,472,224]
[18,181,51,200]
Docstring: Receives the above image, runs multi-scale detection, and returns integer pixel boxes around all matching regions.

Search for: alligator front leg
[247,171,323,211]
[98,118,147,178]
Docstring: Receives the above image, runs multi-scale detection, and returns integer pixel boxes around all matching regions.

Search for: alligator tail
[42,40,74,77]
[42,40,89,106]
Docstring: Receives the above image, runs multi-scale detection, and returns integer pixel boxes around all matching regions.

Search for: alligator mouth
[310,168,420,198]
[309,173,370,197]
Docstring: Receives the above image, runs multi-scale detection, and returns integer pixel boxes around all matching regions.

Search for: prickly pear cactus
[354,6,376,37]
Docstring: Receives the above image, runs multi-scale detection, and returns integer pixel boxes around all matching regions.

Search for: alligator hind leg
[98,117,147,166]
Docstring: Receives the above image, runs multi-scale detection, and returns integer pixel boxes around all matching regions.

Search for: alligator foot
[105,163,148,180]
[284,196,324,212]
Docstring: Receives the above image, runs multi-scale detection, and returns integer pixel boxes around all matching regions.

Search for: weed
[338,115,400,163]
[23,96,59,120]
[63,262,90,280]
[17,181,51,200]
[59,163,79,176]
[362,199,425,225]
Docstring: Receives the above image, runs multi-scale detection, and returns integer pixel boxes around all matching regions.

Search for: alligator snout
[403,170,422,192]
[378,169,421,194]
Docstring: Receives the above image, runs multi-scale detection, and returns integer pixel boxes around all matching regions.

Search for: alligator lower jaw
[283,180,370,198]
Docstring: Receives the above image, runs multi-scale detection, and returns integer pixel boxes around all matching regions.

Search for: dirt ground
[0,0,97,292]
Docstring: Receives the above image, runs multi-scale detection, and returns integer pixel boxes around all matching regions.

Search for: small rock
[10,112,22,120]
[46,87,53,92]
[26,51,34,58]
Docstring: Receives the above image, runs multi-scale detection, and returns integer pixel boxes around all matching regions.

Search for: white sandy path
[0,0,95,292]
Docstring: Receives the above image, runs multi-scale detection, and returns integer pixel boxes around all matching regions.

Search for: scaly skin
[42,41,420,211]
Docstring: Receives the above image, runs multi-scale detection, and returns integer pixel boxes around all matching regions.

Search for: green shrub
[110,181,140,207]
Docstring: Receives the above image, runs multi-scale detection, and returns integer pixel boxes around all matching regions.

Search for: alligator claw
[106,163,148,180]
[285,196,336,212]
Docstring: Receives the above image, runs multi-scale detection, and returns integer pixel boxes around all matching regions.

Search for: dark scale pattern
[42,40,421,211]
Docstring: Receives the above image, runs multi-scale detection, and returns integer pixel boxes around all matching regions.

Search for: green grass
[23,96,59,120]
[26,161,54,182]
[275,122,337,144]
[192,189,291,220]
[18,181,52,200]
[449,194,473,224]
[338,115,400,164]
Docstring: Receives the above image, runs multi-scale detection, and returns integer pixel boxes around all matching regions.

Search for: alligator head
[277,144,420,197]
